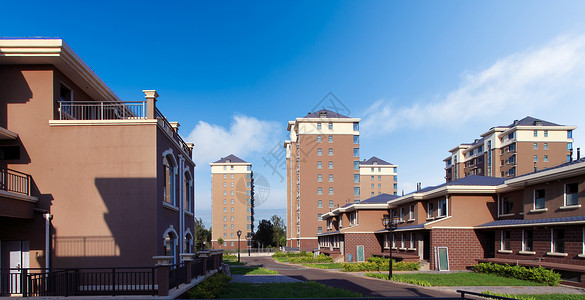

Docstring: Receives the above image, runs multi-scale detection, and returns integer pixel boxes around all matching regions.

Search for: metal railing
[155,107,192,155]
[59,101,147,120]
[0,168,30,195]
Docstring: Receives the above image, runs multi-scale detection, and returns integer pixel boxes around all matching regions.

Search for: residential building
[359,156,398,197]
[0,38,196,272]
[318,194,398,262]
[210,155,254,249]
[285,109,360,250]
[444,116,576,182]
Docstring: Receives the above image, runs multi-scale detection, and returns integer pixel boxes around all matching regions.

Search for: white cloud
[361,34,585,134]
[186,115,281,165]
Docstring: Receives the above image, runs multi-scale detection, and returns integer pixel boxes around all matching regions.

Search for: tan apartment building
[210,155,254,250]
[359,156,398,197]
[445,116,575,182]
[0,38,196,272]
[285,109,360,250]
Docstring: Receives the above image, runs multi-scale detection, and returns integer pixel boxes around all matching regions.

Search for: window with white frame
[438,198,447,217]
[317,187,322,195]
[317,161,322,169]
[163,155,176,205]
[184,171,192,212]
[329,148,333,156]
[328,135,333,143]
[329,161,333,169]
[427,203,434,219]
[565,183,579,206]
[409,205,415,220]
[329,187,334,195]
[317,148,322,156]
[399,207,405,222]
[349,211,357,226]
[544,143,548,150]
[552,229,565,253]
[409,233,415,249]
[400,233,405,249]
[501,231,511,250]
[392,233,396,248]
[329,174,334,182]
[328,122,333,130]
[384,233,389,249]
[317,123,322,130]
[317,135,322,143]
[317,174,322,182]
[329,200,334,208]
[500,197,513,215]
[534,189,546,209]
[318,200,322,208]
[522,230,533,252]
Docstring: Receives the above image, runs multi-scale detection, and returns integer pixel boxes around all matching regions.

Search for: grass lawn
[220,281,362,298]
[223,260,245,265]
[483,293,585,300]
[230,266,279,275]
[302,263,344,269]
[365,272,546,286]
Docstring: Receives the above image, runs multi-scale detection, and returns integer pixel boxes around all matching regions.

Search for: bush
[289,254,333,264]
[365,273,431,286]
[472,263,561,286]
[341,258,419,272]
[186,272,231,299]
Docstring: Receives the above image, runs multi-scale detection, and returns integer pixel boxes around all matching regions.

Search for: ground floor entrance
[0,240,30,295]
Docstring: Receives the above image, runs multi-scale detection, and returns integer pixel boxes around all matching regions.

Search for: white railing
[59,101,147,120]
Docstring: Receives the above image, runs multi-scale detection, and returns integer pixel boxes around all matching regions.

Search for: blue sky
[4,0,585,228]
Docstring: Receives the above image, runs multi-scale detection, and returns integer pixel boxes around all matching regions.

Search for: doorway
[0,240,30,295]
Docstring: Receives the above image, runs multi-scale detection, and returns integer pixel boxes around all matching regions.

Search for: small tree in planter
[217,238,224,249]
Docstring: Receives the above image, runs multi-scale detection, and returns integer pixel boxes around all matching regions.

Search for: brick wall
[430,229,489,270]
[494,226,585,266]
[344,233,382,262]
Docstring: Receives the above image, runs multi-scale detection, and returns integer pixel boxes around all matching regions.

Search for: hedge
[341,257,419,272]
[472,262,561,286]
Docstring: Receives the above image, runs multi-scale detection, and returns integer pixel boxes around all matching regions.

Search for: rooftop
[361,193,399,204]
[213,154,248,164]
[303,109,350,119]
[360,156,394,166]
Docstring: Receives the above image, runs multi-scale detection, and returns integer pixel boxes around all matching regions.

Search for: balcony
[0,168,37,218]
[56,100,193,157]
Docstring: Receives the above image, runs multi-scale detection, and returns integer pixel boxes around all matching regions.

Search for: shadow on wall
[0,65,33,127]
[51,178,158,269]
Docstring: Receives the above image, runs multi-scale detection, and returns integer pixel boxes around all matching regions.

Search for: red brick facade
[430,229,491,270]
[344,233,381,262]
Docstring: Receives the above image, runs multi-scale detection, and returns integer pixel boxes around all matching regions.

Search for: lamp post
[236,230,242,262]
[382,211,398,280]
[246,232,252,256]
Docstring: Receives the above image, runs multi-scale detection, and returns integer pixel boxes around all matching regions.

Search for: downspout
[43,213,53,269]
[178,154,185,256]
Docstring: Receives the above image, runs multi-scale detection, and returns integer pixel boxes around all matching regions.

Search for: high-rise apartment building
[285,109,360,250]
[444,116,576,182]
[210,155,254,249]
[359,156,398,197]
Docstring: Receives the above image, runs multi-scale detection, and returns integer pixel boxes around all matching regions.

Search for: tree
[270,215,286,247]
[217,237,224,248]
[255,219,274,247]
[194,218,211,250]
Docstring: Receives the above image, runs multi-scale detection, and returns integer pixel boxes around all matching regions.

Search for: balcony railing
[155,108,191,156]
[59,101,147,120]
[0,168,30,196]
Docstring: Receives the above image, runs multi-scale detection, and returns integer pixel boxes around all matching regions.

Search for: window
[533,143,538,150]
[164,232,176,258]
[500,197,513,215]
[353,148,359,157]
[328,161,333,169]
[329,200,334,208]
[371,183,374,188]
[317,135,322,143]
[371,175,374,180]
[223,199,227,205]
[393,183,397,190]
[230,191,234,195]
[349,212,357,226]
[353,122,359,131]
[318,213,322,220]
[231,174,234,179]
[384,232,389,249]
[438,198,447,217]
[224,224,227,229]
[409,233,415,249]
[231,224,235,229]
[371,167,374,172]
[354,161,359,170]
[223,174,226,179]
[533,130,538,137]
[409,205,415,220]
[329,148,333,156]
[568,130,573,138]
[231,207,234,212]
[533,155,538,162]
[318,227,322,234]
[543,155,548,162]
[544,143,549,150]
[544,130,548,137]
[328,136,333,143]
[427,203,434,219]
[317,148,322,156]
[230,166,234,170]
[552,229,565,253]
[371,192,374,196]
[523,230,533,252]
[223,182,227,188]
[354,187,360,196]
[223,207,227,213]
[328,123,333,130]
[184,172,192,212]
[317,123,322,130]
[354,174,360,183]
[353,135,359,144]
[317,161,322,169]
[508,133,514,140]
[400,234,405,249]
[223,216,227,221]
[399,207,405,221]
[565,183,579,206]
[318,187,322,195]
[378,168,381,172]
[163,155,176,205]
[230,182,234,187]
[231,199,234,204]
[329,187,334,195]
[378,184,381,188]
[318,200,322,208]
[329,174,333,182]
[501,231,511,250]
[317,174,322,182]
[534,189,546,209]
[231,216,234,221]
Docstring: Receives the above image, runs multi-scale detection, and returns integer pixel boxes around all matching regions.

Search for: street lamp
[246,232,252,256]
[382,211,398,280]
[236,230,242,262]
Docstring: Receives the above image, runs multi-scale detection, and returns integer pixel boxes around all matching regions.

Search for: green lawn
[301,263,344,269]
[230,266,279,275]
[223,260,245,265]
[365,272,547,286]
[220,281,362,298]
[482,292,585,300]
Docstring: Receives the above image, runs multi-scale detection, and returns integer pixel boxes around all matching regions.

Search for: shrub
[341,258,419,272]
[186,272,231,299]
[365,273,431,286]
[289,254,333,264]
[472,263,561,286]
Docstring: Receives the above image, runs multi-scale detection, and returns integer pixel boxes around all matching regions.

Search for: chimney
[578,148,581,160]
[513,120,518,125]
[401,190,404,196]
[169,122,180,133]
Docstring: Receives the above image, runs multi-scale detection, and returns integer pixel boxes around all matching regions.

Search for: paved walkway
[241,256,459,298]
[241,256,585,297]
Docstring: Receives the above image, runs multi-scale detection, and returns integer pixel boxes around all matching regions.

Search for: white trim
[498,250,513,254]
[529,208,548,213]
[49,119,158,126]
[519,251,536,255]
[162,226,178,246]
[559,205,581,210]
[498,213,515,217]
[430,226,474,229]
[546,252,568,257]
[162,202,178,211]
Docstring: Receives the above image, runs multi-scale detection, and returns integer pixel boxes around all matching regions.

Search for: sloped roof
[213,154,247,164]
[360,156,394,165]
[404,175,505,196]
[477,215,585,228]
[510,157,585,181]
[506,116,561,127]
[304,109,350,119]
[361,193,399,204]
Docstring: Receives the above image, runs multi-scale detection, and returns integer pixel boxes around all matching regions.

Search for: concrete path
[241,256,460,298]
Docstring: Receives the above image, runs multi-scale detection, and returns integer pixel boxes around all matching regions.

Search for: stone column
[153,256,172,296]
[143,90,159,119]
[181,253,196,283]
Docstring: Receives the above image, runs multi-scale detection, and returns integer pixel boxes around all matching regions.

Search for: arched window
[163,154,176,205]
[164,232,177,258]
[184,170,193,212]
[184,232,193,253]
